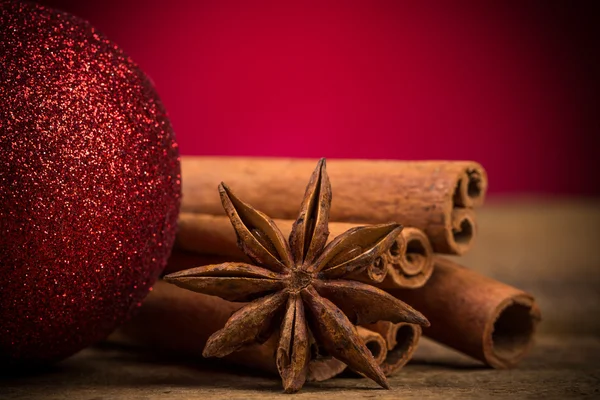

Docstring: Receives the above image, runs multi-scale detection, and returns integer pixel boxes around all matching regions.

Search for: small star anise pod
[165,159,429,393]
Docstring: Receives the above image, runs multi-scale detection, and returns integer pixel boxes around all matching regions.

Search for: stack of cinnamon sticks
[112,157,541,381]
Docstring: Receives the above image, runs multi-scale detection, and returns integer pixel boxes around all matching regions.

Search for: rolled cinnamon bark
[362,321,422,376]
[180,157,487,254]
[356,326,388,366]
[175,213,394,283]
[378,227,433,289]
[388,257,542,369]
[175,213,432,288]
[109,280,346,382]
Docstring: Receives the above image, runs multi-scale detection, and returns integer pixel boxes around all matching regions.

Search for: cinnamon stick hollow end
[354,233,408,284]
[399,227,434,288]
[349,254,389,283]
[484,294,541,369]
[384,234,408,265]
[450,208,478,255]
[390,257,541,369]
[356,326,388,366]
[378,228,433,289]
[384,323,422,374]
[363,321,422,376]
[431,208,478,255]
[452,162,488,209]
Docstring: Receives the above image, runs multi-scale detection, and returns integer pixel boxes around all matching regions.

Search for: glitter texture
[0,1,181,365]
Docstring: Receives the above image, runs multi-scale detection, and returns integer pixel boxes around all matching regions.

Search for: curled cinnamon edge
[362,321,422,376]
[389,257,541,369]
[377,227,434,289]
[179,158,488,255]
[432,162,485,255]
[452,165,488,208]
[446,208,477,256]
[174,213,434,289]
[483,294,541,369]
[356,326,388,366]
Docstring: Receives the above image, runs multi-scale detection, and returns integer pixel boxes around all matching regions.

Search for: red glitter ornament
[0,1,181,365]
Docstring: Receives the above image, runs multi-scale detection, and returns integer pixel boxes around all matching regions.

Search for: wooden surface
[2,336,599,399]
[2,198,599,399]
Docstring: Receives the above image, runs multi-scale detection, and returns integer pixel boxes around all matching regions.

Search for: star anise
[164,159,429,393]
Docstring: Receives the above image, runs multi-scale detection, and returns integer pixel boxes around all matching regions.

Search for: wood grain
[3,336,598,399]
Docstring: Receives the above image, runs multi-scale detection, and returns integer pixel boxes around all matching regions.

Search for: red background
[39,0,599,195]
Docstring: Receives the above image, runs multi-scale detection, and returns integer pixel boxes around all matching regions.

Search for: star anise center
[288,268,313,292]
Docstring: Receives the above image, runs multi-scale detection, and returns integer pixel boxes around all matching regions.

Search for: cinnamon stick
[362,322,422,376]
[109,281,393,381]
[388,257,541,369]
[109,280,346,382]
[377,227,433,289]
[175,213,432,288]
[174,213,392,283]
[355,326,388,366]
[180,157,487,254]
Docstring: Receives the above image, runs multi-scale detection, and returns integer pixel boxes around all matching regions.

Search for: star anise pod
[165,159,429,393]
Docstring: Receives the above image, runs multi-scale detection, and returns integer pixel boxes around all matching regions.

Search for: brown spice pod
[174,213,432,288]
[389,257,542,369]
[174,213,403,284]
[362,321,422,376]
[180,157,487,254]
[109,280,347,382]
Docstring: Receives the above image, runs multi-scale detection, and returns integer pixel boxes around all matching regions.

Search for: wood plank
[2,335,598,399]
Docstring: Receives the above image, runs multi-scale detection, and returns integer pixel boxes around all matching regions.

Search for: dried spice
[179,157,487,255]
[389,257,541,369]
[165,159,429,393]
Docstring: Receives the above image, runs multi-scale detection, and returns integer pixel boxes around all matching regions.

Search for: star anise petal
[313,279,430,326]
[311,223,403,278]
[289,158,331,268]
[164,263,284,302]
[203,291,288,357]
[300,285,389,390]
[277,294,310,393]
[219,183,293,272]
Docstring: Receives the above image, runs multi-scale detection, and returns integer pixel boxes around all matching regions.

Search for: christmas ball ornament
[0,1,181,365]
